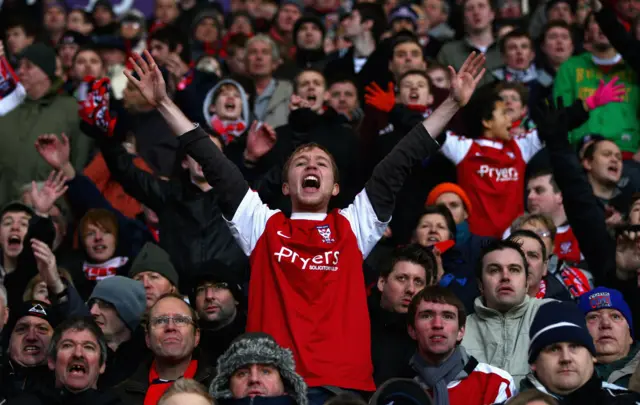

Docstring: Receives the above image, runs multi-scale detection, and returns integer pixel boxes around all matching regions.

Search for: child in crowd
[203,78,251,144]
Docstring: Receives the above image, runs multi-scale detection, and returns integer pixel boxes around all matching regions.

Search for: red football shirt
[554,224,582,263]
[227,190,387,391]
[441,131,542,238]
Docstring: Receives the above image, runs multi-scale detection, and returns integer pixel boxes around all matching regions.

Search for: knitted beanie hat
[578,287,634,338]
[529,301,596,364]
[210,333,308,405]
[426,182,473,217]
[89,276,146,332]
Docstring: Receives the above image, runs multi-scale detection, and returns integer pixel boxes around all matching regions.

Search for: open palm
[30,171,68,215]
[124,50,168,107]
[448,52,486,107]
[35,134,70,170]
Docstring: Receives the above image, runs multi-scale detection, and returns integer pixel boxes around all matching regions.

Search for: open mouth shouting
[5,233,23,253]
[224,98,237,113]
[408,91,421,103]
[302,175,321,193]
[23,344,43,356]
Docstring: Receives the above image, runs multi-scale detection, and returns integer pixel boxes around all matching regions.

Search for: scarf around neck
[144,359,198,405]
[410,346,467,405]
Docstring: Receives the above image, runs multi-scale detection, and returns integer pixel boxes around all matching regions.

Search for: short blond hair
[158,378,215,405]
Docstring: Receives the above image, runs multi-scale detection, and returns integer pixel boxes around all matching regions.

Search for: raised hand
[364,82,396,112]
[289,94,311,111]
[616,229,640,276]
[448,52,486,107]
[124,50,169,107]
[29,171,68,216]
[245,120,277,162]
[35,133,70,170]
[31,238,65,294]
[585,77,626,110]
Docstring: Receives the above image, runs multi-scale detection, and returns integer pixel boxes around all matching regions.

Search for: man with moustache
[8,316,124,404]
[188,262,246,365]
[116,293,214,405]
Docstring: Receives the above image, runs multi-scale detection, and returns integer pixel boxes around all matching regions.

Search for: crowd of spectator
[0,0,640,402]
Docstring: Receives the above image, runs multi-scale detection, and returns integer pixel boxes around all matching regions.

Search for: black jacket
[368,290,416,387]
[198,311,247,367]
[8,387,125,405]
[98,327,150,389]
[100,139,248,292]
[116,349,215,405]
[0,361,53,401]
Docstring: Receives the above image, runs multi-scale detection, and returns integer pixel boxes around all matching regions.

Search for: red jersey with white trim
[441,130,542,238]
[227,189,388,391]
[554,224,582,263]
[422,361,516,405]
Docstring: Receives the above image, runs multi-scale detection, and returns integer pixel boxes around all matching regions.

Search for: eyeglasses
[195,282,229,294]
[533,230,551,238]
[148,315,195,329]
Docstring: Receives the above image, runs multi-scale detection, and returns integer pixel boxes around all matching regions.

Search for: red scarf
[144,359,198,405]
[535,279,547,299]
[210,116,247,144]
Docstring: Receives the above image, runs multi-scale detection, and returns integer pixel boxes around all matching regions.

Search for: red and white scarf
[0,56,25,116]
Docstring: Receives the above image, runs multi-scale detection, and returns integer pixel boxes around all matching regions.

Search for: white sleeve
[339,190,389,259]
[440,131,473,165]
[494,376,517,403]
[226,189,279,256]
[515,128,543,163]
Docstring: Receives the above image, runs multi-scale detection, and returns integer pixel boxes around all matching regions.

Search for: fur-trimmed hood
[209,333,308,405]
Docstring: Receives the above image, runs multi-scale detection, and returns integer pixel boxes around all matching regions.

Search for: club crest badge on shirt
[316,225,335,244]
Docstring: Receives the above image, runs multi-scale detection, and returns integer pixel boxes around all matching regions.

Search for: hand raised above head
[124,50,169,107]
[448,52,486,107]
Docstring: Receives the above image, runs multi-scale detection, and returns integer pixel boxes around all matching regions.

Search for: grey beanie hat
[89,276,146,332]
[210,333,308,405]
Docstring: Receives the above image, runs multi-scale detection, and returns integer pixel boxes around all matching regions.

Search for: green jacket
[553,53,640,152]
[0,88,92,204]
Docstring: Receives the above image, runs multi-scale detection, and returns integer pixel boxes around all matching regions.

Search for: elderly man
[522,301,640,403]
[129,242,179,309]
[578,287,639,388]
[0,301,56,400]
[246,35,293,129]
[209,332,308,405]
[8,316,124,404]
[0,43,92,205]
[116,293,214,405]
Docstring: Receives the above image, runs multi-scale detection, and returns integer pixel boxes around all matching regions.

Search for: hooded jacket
[203,78,251,142]
[462,295,553,386]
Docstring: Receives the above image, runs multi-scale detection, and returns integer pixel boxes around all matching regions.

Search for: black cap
[545,0,577,15]
[8,301,57,334]
[187,260,246,306]
[293,14,326,44]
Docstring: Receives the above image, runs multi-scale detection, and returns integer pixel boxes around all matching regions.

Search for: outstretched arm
[125,51,250,218]
[592,0,640,72]
[365,53,486,222]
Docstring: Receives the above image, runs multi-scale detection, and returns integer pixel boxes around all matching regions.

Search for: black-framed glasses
[195,282,229,294]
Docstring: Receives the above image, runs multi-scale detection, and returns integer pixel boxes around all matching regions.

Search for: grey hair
[246,34,281,63]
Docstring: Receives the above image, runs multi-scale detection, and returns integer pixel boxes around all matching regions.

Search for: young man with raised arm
[120,50,485,396]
